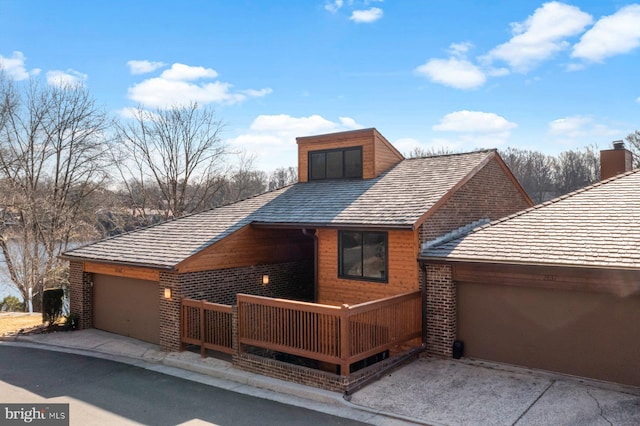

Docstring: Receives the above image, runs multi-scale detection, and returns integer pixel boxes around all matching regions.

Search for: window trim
[308,146,363,180]
[338,230,388,283]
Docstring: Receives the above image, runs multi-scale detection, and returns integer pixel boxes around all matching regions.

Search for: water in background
[0,251,28,302]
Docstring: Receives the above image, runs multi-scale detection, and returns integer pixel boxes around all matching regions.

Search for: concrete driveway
[350,357,640,425]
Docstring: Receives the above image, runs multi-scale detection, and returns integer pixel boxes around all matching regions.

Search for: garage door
[93,274,160,344]
[457,282,640,387]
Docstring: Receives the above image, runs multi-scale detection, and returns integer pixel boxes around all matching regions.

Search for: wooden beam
[453,262,640,297]
[84,261,160,282]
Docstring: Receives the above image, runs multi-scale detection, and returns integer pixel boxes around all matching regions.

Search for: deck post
[200,300,206,357]
[339,304,351,376]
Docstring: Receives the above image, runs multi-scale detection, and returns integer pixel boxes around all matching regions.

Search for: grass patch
[0,313,43,336]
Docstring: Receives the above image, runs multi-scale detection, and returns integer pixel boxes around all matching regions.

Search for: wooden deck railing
[237,291,422,376]
[181,299,233,356]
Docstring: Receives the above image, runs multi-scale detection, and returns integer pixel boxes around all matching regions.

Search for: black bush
[42,288,64,327]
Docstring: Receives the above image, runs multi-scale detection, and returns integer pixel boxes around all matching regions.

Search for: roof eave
[251,221,414,230]
[59,255,176,271]
[418,255,640,271]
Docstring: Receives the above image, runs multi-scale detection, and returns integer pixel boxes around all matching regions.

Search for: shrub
[64,313,79,330]
[42,288,64,327]
[0,295,25,312]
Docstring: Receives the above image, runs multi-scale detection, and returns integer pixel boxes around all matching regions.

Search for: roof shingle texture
[422,169,640,269]
[64,150,493,269]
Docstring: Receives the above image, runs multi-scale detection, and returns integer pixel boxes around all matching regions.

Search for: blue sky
[1,0,639,171]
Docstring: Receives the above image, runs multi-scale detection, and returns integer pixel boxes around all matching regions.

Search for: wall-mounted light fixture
[164,288,172,299]
[262,275,270,286]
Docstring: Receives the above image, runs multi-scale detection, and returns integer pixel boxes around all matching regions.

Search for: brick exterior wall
[419,157,530,359]
[159,260,314,351]
[419,157,531,242]
[425,264,455,358]
[69,261,93,329]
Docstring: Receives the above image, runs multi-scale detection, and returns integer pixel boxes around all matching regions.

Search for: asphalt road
[0,346,367,425]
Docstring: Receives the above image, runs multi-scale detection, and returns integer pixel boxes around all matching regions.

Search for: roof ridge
[427,168,640,247]
[422,218,491,250]
[406,148,496,161]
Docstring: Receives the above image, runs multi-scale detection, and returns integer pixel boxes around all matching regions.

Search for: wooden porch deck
[181,291,422,377]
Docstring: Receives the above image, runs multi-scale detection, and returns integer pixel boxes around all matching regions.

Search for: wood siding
[316,228,420,306]
[84,261,160,281]
[297,128,403,182]
[177,226,313,273]
[374,131,404,177]
[453,262,640,297]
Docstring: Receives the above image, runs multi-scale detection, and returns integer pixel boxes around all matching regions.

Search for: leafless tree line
[0,71,637,310]
[409,142,628,205]
[0,74,296,310]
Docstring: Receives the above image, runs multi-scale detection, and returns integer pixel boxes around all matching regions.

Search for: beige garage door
[93,274,160,344]
[457,282,640,387]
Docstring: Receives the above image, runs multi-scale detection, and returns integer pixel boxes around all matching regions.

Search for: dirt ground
[0,313,43,335]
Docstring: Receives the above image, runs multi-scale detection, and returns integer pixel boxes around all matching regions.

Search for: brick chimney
[600,140,633,180]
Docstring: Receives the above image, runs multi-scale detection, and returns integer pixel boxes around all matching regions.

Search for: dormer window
[308,147,362,180]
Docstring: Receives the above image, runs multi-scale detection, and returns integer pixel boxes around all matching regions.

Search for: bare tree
[406,146,456,158]
[625,130,640,169]
[554,146,599,196]
[226,152,267,201]
[0,75,110,310]
[501,147,555,204]
[268,166,297,190]
[114,103,227,222]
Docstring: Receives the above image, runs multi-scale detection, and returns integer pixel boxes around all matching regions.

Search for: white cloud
[448,42,473,58]
[116,107,162,121]
[325,0,343,13]
[393,137,422,154]
[486,67,510,77]
[228,114,363,171]
[127,62,271,108]
[415,57,486,90]
[485,2,593,72]
[127,60,166,75]
[434,110,517,133]
[0,51,40,80]
[46,69,87,87]
[350,7,383,23]
[433,110,517,146]
[548,115,619,144]
[242,88,273,97]
[637,96,640,103]
[565,62,586,72]
[160,63,218,81]
[572,4,640,62]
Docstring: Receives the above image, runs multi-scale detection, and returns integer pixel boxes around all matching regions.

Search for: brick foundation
[232,349,419,393]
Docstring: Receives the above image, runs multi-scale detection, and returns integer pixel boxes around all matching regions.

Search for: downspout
[302,228,318,302]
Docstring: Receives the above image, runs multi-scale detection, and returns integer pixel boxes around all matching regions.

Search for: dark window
[344,148,362,178]
[309,152,326,180]
[308,147,362,180]
[326,150,343,178]
[339,231,387,282]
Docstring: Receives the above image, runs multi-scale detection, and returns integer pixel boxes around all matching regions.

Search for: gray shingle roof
[422,169,640,269]
[63,150,494,269]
